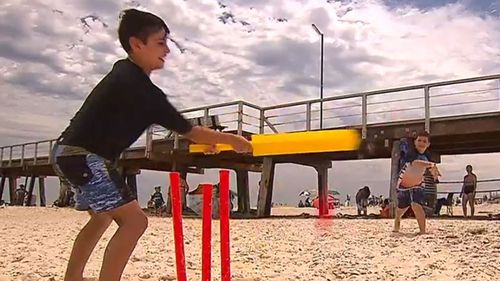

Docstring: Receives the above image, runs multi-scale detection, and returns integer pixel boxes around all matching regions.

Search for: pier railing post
[9,146,13,167]
[259,109,265,134]
[361,94,368,139]
[21,144,25,166]
[306,102,312,131]
[34,142,38,165]
[174,133,179,150]
[424,86,431,133]
[237,101,243,136]
[48,140,54,164]
[145,126,153,158]
[204,108,210,128]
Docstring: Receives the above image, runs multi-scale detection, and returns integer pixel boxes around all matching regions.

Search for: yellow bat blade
[189,129,361,156]
[189,144,234,153]
[251,129,361,156]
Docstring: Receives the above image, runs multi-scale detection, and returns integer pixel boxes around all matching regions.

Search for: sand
[1,205,500,281]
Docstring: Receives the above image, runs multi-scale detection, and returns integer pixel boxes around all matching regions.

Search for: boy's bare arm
[182,126,252,153]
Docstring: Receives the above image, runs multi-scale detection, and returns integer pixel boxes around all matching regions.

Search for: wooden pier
[1,74,500,217]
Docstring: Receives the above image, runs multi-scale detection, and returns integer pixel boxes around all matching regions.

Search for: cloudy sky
[1,0,500,208]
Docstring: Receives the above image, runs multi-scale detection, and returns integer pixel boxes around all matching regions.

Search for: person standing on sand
[51,9,252,281]
[393,131,440,234]
[460,165,477,218]
[356,186,370,216]
[150,186,165,210]
[15,184,26,206]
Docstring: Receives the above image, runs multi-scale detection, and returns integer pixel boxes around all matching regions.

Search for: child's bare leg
[393,207,409,232]
[98,200,148,281]
[411,203,426,234]
[64,211,113,281]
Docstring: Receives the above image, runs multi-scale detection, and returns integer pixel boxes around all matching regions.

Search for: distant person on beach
[393,131,440,234]
[380,198,391,218]
[460,165,477,217]
[356,186,370,216]
[150,186,165,210]
[15,184,26,206]
[50,9,252,281]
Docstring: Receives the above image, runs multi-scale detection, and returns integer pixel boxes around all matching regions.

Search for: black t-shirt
[58,58,193,161]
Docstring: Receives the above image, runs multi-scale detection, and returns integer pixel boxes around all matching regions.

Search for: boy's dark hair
[118,9,170,53]
[405,130,432,162]
[415,130,430,142]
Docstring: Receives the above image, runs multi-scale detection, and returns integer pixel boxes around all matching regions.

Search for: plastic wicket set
[169,170,231,281]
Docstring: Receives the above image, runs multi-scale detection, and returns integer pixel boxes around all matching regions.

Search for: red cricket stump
[169,172,187,281]
[202,184,213,281]
[219,170,231,281]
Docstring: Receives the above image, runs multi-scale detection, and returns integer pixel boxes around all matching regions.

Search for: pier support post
[257,157,275,217]
[126,174,138,200]
[315,162,330,217]
[57,178,72,207]
[39,177,46,207]
[0,176,5,202]
[8,177,17,205]
[389,140,401,218]
[236,169,250,214]
[26,175,36,206]
[180,170,188,211]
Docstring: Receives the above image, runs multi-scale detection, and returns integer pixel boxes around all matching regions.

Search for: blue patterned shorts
[51,144,135,212]
[397,187,425,209]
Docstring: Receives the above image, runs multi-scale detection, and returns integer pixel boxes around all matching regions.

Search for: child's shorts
[397,187,424,209]
[51,144,136,213]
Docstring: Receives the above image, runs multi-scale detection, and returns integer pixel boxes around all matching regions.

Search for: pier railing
[0,140,55,168]
[1,74,500,168]
[261,74,500,138]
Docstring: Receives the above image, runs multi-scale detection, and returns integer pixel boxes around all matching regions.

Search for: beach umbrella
[299,190,312,197]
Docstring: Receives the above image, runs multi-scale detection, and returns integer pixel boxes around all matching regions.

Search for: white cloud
[1,0,500,205]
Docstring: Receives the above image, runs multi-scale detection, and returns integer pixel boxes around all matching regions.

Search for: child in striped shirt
[393,131,440,234]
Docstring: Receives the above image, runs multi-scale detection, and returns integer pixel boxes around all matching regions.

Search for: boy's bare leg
[98,200,148,281]
[462,195,468,218]
[411,203,426,234]
[393,207,409,232]
[64,211,113,281]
